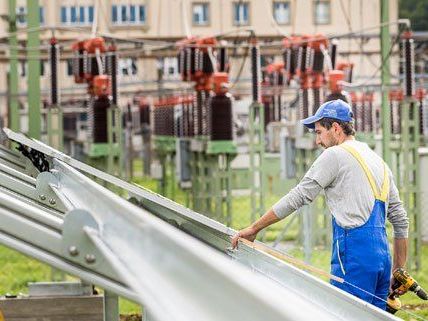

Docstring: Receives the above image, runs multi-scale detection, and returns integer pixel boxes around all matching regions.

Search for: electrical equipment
[209,73,233,141]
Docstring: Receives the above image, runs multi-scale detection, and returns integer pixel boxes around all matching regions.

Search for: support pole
[8,0,19,132]
[380,0,391,165]
[27,0,41,139]
[103,291,119,321]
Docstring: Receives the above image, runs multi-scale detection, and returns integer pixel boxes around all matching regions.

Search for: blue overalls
[330,144,391,310]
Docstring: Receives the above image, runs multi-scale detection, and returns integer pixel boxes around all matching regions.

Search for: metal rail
[0,128,400,321]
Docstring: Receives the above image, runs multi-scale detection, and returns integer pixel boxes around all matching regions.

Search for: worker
[231,99,409,310]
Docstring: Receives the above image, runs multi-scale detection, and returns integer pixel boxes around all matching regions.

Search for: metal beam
[1,128,402,321]
[380,0,392,165]
[27,0,41,139]
[8,0,20,132]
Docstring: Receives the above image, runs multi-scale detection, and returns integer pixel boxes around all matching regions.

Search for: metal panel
[2,128,401,321]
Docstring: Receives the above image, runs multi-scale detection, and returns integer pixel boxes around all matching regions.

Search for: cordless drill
[386,268,428,314]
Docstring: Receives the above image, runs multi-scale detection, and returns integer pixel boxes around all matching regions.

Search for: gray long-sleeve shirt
[272,140,409,238]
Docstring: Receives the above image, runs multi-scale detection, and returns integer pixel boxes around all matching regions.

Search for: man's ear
[333,122,341,133]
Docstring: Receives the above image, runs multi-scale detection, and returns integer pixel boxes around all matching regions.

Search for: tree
[399,0,428,31]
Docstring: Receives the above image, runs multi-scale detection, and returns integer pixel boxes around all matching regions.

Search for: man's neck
[337,135,355,145]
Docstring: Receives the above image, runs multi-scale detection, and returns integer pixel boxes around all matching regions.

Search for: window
[16,6,44,26]
[71,6,77,23]
[17,6,26,26]
[66,59,73,76]
[60,6,94,25]
[39,7,45,25]
[61,6,67,23]
[119,58,138,76]
[162,57,180,80]
[40,60,45,76]
[192,3,209,26]
[273,1,290,25]
[112,4,146,25]
[314,0,330,25]
[233,2,249,25]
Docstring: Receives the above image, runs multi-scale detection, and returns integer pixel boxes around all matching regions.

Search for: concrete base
[0,295,103,321]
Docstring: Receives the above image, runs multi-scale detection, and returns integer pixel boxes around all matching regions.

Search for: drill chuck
[414,286,428,300]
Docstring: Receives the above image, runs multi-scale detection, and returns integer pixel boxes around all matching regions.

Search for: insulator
[194,91,203,135]
[402,35,415,97]
[202,90,210,136]
[283,48,290,74]
[277,95,282,121]
[202,51,215,74]
[297,46,307,73]
[263,101,272,129]
[218,47,228,72]
[49,38,59,105]
[168,104,175,136]
[414,89,425,134]
[251,44,261,103]
[307,47,315,71]
[88,56,104,77]
[186,47,193,79]
[300,88,309,119]
[363,96,373,133]
[313,51,324,73]
[72,42,85,83]
[277,71,284,86]
[209,93,233,141]
[92,96,110,143]
[351,102,358,128]
[107,48,118,105]
[174,105,182,137]
[140,103,150,125]
[290,47,298,75]
[192,48,199,74]
[313,88,321,112]
[188,98,195,136]
[330,39,338,69]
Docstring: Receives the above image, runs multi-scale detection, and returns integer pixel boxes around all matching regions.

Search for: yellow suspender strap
[379,163,390,202]
[340,144,386,200]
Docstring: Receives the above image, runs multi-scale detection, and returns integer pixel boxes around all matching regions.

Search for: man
[231,99,409,310]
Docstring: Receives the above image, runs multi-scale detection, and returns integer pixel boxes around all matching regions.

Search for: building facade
[0,0,399,130]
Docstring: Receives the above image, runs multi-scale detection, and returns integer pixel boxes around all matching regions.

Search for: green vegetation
[400,0,428,31]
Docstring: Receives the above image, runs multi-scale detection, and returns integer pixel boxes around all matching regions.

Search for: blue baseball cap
[301,99,353,129]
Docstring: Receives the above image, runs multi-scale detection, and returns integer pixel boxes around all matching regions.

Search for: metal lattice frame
[0,128,402,321]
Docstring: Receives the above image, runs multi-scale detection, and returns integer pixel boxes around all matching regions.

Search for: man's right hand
[231,226,258,249]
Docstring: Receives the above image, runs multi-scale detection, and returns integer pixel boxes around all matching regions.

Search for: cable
[263,0,287,38]
[341,29,403,88]
[239,239,428,321]
[338,0,378,69]
[229,34,252,89]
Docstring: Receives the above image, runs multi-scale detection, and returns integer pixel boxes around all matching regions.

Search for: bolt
[69,246,79,257]
[39,195,46,201]
[85,254,96,264]
[49,198,56,205]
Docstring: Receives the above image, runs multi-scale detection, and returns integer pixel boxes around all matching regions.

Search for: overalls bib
[330,144,391,310]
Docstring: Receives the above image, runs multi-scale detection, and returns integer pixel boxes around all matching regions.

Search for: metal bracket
[36,172,66,212]
[62,209,119,281]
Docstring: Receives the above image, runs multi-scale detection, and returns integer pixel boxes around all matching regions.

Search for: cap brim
[301,115,322,129]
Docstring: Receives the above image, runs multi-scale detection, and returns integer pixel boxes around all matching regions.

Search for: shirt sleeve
[272,148,339,219]
[387,170,409,238]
